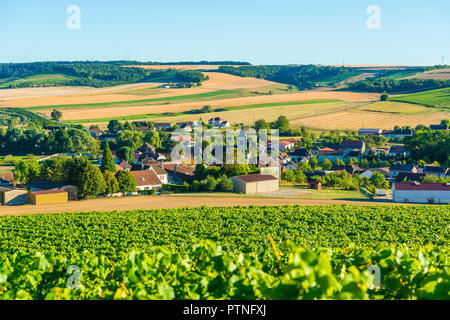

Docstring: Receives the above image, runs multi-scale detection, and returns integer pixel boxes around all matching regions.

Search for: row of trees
[14,152,137,199]
[0,127,99,155]
[219,65,353,89]
[348,78,450,93]
[281,169,389,191]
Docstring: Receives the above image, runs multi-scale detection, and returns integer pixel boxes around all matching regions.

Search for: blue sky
[0,0,449,65]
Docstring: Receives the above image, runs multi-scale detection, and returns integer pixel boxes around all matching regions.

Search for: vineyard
[0,205,448,300]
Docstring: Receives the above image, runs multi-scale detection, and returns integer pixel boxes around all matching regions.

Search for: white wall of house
[392,189,450,204]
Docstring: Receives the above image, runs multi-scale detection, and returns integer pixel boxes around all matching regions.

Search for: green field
[358,101,438,114]
[26,90,238,111]
[0,205,448,300]
[390,88,450,109]
[64,99,343,124]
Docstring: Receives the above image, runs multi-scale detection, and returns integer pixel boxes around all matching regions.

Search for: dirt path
[0,195,409,216]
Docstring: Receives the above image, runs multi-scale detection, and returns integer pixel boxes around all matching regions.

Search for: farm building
[392,182,450,204]
[130,170,162,191]
[24,180,78,200]
[389,164,417,179]
[0,187,28,206]
[28,190,68,205]
[308,181,322,190]
[358,128,382,136]
[230,174,279,195]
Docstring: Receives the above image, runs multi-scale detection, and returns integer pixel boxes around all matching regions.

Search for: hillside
[390,88,450,109]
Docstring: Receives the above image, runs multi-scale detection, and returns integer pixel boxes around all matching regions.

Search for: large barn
[230,174,279,195]
[392,182,450,204]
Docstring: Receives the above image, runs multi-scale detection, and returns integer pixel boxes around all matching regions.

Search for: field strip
[0,195,418,216]
[65,99,345,124]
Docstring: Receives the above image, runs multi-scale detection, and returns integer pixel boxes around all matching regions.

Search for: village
[1,115,449,207]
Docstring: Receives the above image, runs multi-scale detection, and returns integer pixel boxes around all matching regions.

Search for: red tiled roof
[130,170,162,187]
[0,172,14,182]
[233,174,278,183]
[339,140,364,149]
[394,182,450,191]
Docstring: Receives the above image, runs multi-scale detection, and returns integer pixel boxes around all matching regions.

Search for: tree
[309,156,318,169]
[100,142,116,173]
[370,171,389,189]
[255,119,271,131]
[281,169,295,182]
[51,109,62,121]
[294,170,307,183]
[274,115,290,130]
[440,119,450,129]
[347,158,358,165]
[322,158,332,170]
[144,131,161,148]
[218,178,234,192]
[117,146,134,163]
[116,170,136,193]
[78,164,106,199]
[103,170,120,195]
[366,184,377,199]
[380,92,389,101]
[334,158,345,166]
[13,159,41,183]
[201,175,217,191]
[107,120,123,132]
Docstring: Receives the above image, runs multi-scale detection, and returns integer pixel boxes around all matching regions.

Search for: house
[338,140,365,155]
[130,170,162,191]
[382,129,413,139]
[279,140,296,152]
[388,145,409,158]
[308,181,322,190]
[389,164,417,179]
[141,158,161,168]
[0,187,28,206]
[163,163,195,183]
[0,172,14,186]
[23,180,78,200]
[177,122,193,132]
[392,182,450,204]
[359,167,390,179]
[289,148,311,163]
[28,190,68,205]
[395,172,426,182]
[419,166,449,178]
[230,174,279,194]
[316,147,344,162]
[278,153,291,165]
[149,164,169,184]
[99,133,119,142]
[331,164,362,175]
[153,123,172,130]
[116,160,132,172]
[282,161,298,171]
[137,142,156,154]
[208,117,224,126]
[358,128,382,136]
[218,121,231,128]
[89,129,104,138]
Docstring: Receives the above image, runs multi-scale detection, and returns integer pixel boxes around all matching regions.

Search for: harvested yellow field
[0,82,159,102]
[292,109,450,130]
[55,91,376,121]
[403,68,450,80]
[2,72,279,108]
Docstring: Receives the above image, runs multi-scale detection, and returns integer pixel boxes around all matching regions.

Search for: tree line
[348,78,450,93]
[218,65,353,89]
